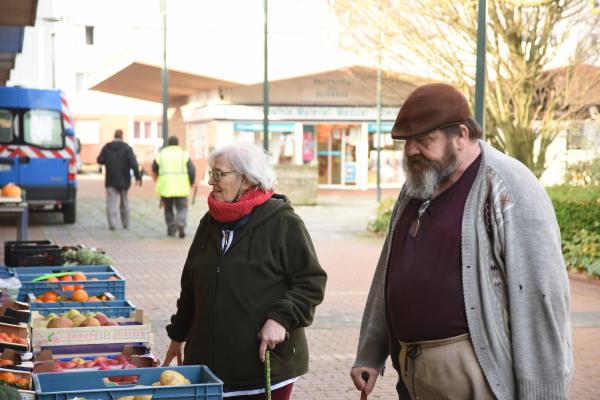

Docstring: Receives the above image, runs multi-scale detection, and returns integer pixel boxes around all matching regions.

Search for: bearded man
[350,83,573,400]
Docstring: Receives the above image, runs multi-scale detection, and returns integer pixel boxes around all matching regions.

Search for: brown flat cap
[391,83,471,140]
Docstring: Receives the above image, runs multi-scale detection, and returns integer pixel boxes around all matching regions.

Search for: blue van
[0,87,79,223]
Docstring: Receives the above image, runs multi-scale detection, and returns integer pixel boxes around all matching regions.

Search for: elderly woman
[163,143,327,399]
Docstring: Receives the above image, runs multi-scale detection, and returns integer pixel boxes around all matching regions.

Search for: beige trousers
[398,333,496,400]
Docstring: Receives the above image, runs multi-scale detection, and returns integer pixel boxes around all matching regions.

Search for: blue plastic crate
[34,365,224,400]
[0,265,13,278]
[12,265,117,276]
[30,300,136,318]
[14,265,125,301]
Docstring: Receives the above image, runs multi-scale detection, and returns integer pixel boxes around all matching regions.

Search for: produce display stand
[0,242,224,400]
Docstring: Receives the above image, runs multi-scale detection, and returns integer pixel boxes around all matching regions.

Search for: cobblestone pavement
[1,176,599,399]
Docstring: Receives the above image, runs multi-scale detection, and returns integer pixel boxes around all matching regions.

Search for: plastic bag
[0,277,22,301]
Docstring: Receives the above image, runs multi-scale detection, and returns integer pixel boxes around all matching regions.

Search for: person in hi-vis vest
[152,136,196,238]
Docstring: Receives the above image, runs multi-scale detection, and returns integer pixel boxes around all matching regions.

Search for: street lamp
[160,0,169,145]
[474,0,487,135]
[262,0,269,151]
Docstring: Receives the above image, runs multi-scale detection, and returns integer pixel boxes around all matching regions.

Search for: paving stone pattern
[0,176,598,399]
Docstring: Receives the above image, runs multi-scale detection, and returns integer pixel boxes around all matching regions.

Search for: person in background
[97,129,141,230]
[163,143,327,399]
[350,83,573,400]
[152,135,195,238]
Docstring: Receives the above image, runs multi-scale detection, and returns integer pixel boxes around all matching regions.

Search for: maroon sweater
[387,155,481,343]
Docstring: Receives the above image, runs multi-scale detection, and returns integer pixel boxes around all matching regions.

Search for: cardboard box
[0,348,30,371]
[31,310,151,352]
[33,345,158,373]
[0,366,32,390]
[0,299,30,325]
[0,322,29,352]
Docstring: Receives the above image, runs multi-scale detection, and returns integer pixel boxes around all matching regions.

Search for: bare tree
[331,0,600,177]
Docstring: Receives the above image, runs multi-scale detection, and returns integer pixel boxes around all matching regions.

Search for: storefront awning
[0,0,38,85]
[89,62,240,103]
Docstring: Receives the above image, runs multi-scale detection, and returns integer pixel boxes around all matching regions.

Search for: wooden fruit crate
[30,310,151,352]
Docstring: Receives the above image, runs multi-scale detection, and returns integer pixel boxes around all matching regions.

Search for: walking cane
[264,349,272,400]
[360,371,369,400]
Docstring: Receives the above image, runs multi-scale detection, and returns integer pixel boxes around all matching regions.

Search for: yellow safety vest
[155,146,191,197]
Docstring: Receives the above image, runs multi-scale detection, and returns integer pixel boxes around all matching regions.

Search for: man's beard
[402,142,458,200]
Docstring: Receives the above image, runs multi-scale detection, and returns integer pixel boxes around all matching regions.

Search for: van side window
[24,109,63,149]
[0,109,12,143]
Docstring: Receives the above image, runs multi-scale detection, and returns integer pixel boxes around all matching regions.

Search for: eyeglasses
[208,169,236,182]
[409,199,431,238]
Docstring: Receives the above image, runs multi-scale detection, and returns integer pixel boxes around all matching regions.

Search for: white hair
[208,143,277,191]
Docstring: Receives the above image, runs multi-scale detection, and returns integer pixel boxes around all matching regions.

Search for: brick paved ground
[1,176,599,399]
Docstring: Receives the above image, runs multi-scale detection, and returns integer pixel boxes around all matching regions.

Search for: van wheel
[63,202,76,224]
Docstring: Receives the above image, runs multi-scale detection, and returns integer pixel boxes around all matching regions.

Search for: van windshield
[24,109,63,149]
[0,109,12,143]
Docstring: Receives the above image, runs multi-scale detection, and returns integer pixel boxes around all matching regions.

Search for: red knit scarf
[208,189,273,223]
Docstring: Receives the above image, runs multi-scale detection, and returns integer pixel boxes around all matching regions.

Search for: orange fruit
[73,272,87,281]
[71,289,89,302]
[13,337,27,345]
[15,377,29,388]
[88,296,100,302]
[59,275,73,282]
[61,284,75,291]
[2,183,21,198]
[0,372,16,383]
[0,359,14,366]
[42,291,59,302]
[46,276,59,282]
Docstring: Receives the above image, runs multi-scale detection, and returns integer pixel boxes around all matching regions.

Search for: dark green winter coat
[166,194,327,389]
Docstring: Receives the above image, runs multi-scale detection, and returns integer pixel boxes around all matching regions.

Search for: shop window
[134,121,142,139]
[368,131,405,184]
[85,26,95,45]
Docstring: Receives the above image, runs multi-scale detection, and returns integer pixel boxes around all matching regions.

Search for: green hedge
[368,185,600,277]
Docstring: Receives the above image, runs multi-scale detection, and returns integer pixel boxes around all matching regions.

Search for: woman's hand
[162,340,184,366]
[258,318,287,362]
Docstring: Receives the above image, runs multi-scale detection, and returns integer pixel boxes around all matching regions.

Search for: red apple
[62,361,77,369]
[83,361,95,368]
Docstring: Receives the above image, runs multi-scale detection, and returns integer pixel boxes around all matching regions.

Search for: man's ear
[455,124,470,151]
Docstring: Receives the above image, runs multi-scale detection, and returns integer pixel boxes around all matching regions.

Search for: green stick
[264,349,271,400]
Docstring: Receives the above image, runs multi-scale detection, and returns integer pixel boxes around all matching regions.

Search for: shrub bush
[367,197,396,234]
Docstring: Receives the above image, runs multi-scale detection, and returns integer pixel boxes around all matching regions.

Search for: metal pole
[262,0,269,151]
[375,1,383,202]
[375,48,382,202]
[474,0,487,136]
[50,31,56,89]
[161,0,169,145]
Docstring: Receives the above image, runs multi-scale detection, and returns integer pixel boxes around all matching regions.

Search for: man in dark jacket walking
[97,129,142,230]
